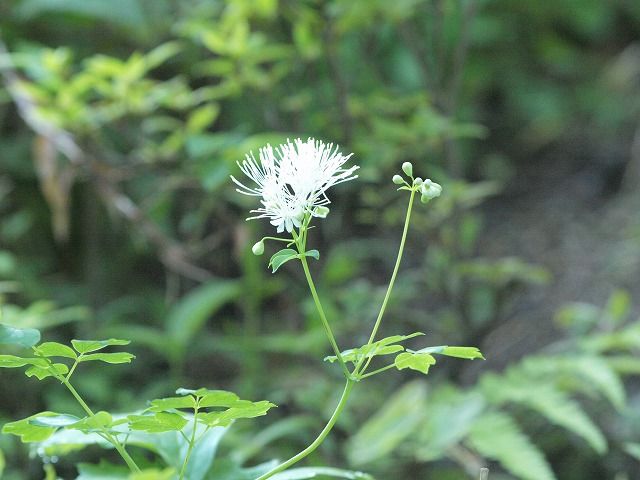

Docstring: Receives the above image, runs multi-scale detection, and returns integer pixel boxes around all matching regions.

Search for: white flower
[420,179,442,202]
[231,138,359,233]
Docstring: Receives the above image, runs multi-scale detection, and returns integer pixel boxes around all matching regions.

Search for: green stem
[295,233,350,379]
[61,379,140,472]
[355,189,416,376]
[255,379,355,480]
[263,236,294,243]
[359,363,397,379]
[65,354,82,381]
[179,405,200,480]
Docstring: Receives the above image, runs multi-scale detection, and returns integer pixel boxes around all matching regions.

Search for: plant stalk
[255,378,355,480]
[294,231,350,378]
[355,188,416,375]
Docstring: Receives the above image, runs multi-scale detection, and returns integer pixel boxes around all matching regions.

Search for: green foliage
[349,293,640,479]
[269,249,319,273]
[324,333,424,364]
[0,323,41,347]
[393,352,435,374]
[1,0,639,478]
[130,387,275,433]
[71,339,130,354]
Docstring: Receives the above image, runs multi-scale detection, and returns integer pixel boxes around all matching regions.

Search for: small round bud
[392,174,404,185]
[314,206,330,218]
[420,179,442,200]
[252,240,265,256]
[402,162,413,177]
[413,177,423,186]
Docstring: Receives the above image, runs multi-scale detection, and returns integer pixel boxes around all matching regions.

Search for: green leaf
[78,352,135,364]
[2,412,59,442]
[29,413,81,428]
[71,339,130,354]
[394,352,436,374]
[269,249,298,273]
[302,249,320,260]
[0,355,47,368]
[25,362,69,380]
[324,333,424,364]
[198,390,241,408]
[128,412,188,433]
[70,412,113,432]
[199,401,276,427]
[76,461,129,479]
[467,412,556,480]
[0,323,41,347]
[175,387,240,407]
[35,342,77,359]
[150,395,197,412]
[411,345,485,360]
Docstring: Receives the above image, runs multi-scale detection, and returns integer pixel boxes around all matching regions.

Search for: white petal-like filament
[231,138,359,232]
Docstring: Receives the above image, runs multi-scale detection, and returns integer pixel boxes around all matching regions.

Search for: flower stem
[354,188,416,376]
[359,363,397,379]
[255,378,355,480]
[297,246,351,379]
[292,229,351,378]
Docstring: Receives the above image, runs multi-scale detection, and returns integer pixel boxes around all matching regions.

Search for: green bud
[314,206,330,218]
[413,177,423,186]
[252,240,265,256]
[392,174,404,185]
[402,162,413,177]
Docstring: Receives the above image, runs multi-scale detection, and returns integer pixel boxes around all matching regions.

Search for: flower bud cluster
[391,161,442,203]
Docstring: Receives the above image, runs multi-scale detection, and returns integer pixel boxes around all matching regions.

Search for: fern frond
[466,411,556,480]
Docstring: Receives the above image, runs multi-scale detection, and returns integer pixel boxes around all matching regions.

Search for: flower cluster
[231,138,359,232]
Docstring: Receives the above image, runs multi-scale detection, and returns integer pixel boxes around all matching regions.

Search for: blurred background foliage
[1,0,640,478]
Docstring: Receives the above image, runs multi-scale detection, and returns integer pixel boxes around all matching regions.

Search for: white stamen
[232,138,359,232]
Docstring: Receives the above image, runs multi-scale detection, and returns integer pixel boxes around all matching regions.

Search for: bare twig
[0,36,212,282]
